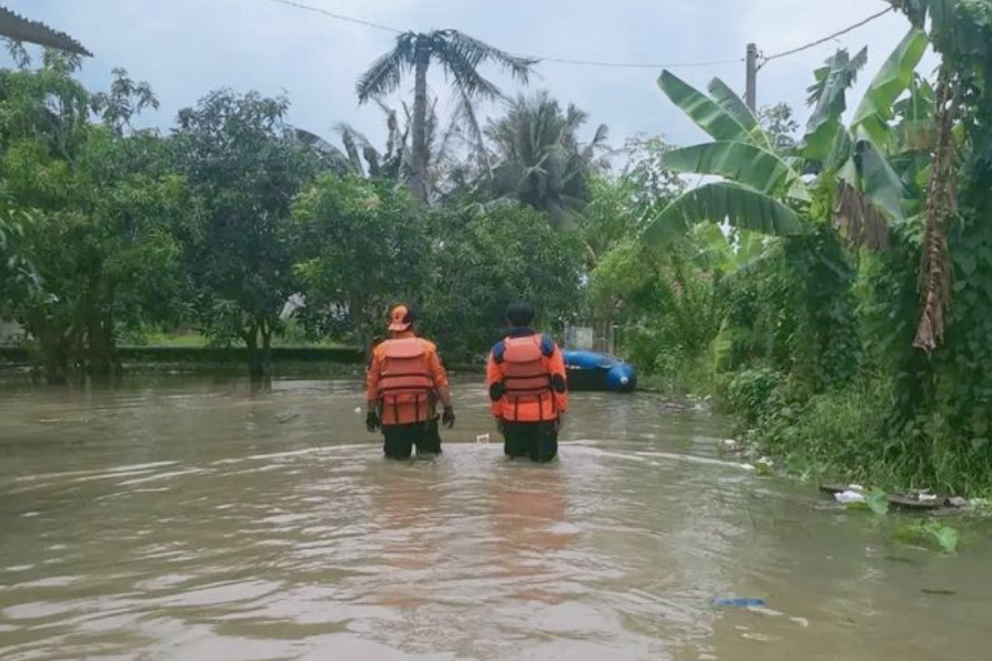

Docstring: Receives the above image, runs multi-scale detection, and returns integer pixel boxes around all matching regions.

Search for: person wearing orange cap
[366,303,455,459]
[486,301,568,463]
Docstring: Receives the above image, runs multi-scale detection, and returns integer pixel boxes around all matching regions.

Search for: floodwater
[1,376,990,661]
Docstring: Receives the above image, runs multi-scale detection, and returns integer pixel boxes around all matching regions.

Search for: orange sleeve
[426,344,450,392]
[365,346,383,404]
[548,344,569,414]
[486,350,504,418]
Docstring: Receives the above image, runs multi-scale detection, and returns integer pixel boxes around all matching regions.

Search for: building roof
[0,6,91,57]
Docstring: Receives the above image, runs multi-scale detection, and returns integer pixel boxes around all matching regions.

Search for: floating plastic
[834,490,867,505]
[713,598,766,608]
[475,433,490,445]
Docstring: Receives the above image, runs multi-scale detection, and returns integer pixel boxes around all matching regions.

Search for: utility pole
[745,43,758,112]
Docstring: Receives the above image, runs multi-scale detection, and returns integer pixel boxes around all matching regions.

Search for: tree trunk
[86,314,120,379]
[26,314,71,385]
[409,48,430,203]
[245,318,272,382]
[261,319,273,376]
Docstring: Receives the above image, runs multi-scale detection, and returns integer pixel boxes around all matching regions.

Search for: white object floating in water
[354,407,362,414]
[790,617,810,628]
[918,493,939,503]
[835,490,867,505]
[476,433,490,444]
[741,463,756,472]
[756,457,774,468]
[722,438,741,451]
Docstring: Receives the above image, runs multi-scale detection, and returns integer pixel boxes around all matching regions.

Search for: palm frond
[441,29,537,84]
[435,38,503,101]
[356,33,417,103]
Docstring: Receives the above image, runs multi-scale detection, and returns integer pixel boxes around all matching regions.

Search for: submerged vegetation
[4,1,992,494]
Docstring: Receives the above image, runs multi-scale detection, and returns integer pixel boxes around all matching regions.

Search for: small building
[0,5,90,56]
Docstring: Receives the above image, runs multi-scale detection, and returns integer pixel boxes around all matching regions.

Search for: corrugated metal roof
[0,5,91,56]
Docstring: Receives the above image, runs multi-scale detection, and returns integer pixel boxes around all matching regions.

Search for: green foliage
[851,29,929,146]
[483,91,609,226]
[423,201,584,361]
[644,181,805,243]
[658,141,809,199]
[758,103,800,153]
[288,175,431,353]
[866,488,891,515]
[804,47,868,158]
[173,89,321,377]
[0,60,184,380]
[657,71,750,142]
[894,520,960,553]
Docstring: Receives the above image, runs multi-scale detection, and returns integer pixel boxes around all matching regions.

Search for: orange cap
[388,305,413,332]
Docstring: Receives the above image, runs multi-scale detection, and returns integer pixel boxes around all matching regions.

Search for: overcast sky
[10,0,926,150]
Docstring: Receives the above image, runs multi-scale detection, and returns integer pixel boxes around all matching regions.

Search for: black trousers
[382,418,442,459]
[502,420,558,463]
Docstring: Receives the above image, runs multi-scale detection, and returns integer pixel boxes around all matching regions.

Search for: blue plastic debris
[713,598,766,608]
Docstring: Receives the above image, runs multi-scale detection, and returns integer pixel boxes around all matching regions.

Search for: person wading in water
[486,301,568,462]
[366,304,455,459]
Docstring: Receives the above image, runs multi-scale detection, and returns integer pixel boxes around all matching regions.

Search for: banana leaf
[643,181,805,245]
[852,29,928,146]
[658,71,749,142]
[659,141,810,201]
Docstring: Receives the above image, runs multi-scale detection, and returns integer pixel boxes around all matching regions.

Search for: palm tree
[356,30,536,203]
[483,91,610,226]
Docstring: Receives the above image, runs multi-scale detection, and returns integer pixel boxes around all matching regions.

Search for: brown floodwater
[1,376,990,660]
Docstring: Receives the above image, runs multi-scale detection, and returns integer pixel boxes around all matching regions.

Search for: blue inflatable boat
[563,351,637,393]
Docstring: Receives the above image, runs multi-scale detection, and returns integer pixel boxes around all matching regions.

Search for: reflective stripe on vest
[379,337,434,422]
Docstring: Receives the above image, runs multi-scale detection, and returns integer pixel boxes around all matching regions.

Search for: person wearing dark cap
[366,303,455,459]
[486,301,569,462]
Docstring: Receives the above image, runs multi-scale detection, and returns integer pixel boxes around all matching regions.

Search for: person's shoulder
[417,337,438,351]
[489,338,507,362]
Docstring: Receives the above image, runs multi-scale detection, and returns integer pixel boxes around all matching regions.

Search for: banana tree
[644,28,929,250]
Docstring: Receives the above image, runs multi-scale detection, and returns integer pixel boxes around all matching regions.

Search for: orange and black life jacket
[498,334,555,421]
[378,337,434,423]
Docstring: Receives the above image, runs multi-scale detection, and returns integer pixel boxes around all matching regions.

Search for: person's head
[387,303,419,335]
[505,301,536,328]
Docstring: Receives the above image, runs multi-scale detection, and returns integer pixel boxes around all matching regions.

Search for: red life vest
[501,335,555,421]
[378,337,434,423]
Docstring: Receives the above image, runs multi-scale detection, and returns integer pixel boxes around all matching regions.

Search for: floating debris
[834,490,867,505]
[721,438,742,453]
[713,597,766,608]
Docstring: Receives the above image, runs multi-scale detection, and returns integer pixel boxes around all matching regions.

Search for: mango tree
[173,90,320,379]
[287,175,432,356]
[0,58,184,381]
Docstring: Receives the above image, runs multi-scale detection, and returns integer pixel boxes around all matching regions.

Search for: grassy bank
[716,368,992,498]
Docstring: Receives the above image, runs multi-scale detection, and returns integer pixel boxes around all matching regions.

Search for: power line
[759,6,895,66]
[261,0,741,70]
[519,55,743,70]
[263,0,895,72]
[267,0,402,34]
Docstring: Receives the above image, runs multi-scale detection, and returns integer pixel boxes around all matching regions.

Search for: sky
[8,0,928,151]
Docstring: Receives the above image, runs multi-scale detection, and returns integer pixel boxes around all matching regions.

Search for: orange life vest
[378,337,435,424]
[501,335,555,421]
